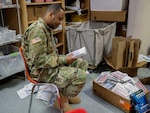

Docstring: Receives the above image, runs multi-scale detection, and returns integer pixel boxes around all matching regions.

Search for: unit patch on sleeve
[31,37,42,44]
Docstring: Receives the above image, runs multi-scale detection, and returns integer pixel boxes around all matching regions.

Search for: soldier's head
[43,4,65,29]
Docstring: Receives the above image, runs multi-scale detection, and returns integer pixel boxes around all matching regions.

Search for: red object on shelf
[65,108,87,113]
[32,0,44,2]
[45,0,53,2]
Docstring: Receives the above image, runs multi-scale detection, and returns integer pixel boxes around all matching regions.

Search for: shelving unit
[19,0,66,54]
[0,0,24,80]
[64,0,90,24]
[0,3,22,34]
[64,0,90,53]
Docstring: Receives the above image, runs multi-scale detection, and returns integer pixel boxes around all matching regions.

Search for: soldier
[21,4,88,112]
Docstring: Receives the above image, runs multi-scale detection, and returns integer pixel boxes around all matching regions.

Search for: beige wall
[127,0,150,55]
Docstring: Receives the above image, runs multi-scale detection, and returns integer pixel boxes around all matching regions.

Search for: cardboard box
[110,36,142,69]
[71,14,88,22]
[90,0,128,11]
[27,6,47,21]
[140,77,150,85]
[128,38,142,67]
[93,80,149,113]
[111,37,126,68]
[91,11,127,22]
[104,56,147,76]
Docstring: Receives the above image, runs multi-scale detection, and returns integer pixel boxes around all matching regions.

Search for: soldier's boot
[69,96,81,104]
[54,93,73,112]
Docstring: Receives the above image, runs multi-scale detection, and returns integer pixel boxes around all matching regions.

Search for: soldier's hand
[66,53,77,64]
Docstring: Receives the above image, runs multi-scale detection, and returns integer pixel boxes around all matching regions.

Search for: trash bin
[66,21,116,66]
[0,45,24,77]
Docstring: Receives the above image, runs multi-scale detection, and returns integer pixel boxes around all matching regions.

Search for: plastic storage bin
[0,29,16,45]
[66,21,116,66]
[0,45,24,77]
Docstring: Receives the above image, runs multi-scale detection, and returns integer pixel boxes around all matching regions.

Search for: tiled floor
[0,62,150,113]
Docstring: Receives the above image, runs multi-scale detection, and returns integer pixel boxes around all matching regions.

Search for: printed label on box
[119,100,130,111]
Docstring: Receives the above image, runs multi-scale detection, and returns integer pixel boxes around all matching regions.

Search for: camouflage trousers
[42,58,88,97]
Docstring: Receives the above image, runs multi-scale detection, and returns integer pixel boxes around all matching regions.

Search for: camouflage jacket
[21,18,66,79]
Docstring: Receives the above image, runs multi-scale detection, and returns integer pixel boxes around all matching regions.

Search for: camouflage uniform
[22,18,88,97]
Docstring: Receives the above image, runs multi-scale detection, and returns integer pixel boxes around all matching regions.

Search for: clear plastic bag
[0,27,16,45]
[0,45,25,77]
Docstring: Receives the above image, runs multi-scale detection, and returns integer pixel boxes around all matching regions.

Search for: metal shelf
[0,40,20,46]
[0,0,23,80]
[0,0,22,34]
[0,4,18,9]
[26,1,61,6]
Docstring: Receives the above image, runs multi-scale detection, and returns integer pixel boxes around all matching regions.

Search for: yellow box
[71,14,88,22]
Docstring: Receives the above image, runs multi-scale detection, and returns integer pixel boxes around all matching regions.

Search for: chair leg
[28,83,63,113]
[28,85,37,113]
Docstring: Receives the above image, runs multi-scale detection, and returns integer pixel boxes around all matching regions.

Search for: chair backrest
[19,47,37,84]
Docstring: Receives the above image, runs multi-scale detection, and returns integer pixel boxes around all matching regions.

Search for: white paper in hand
[68,47,86,58]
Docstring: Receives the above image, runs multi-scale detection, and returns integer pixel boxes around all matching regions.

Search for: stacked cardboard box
[105,36,147,76]
[27,6,47,21]
[112,36,141,68]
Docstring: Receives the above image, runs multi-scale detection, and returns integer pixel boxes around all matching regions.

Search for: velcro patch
[32,37,42,44]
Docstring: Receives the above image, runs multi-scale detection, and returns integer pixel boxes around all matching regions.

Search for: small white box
[90,0,128,11]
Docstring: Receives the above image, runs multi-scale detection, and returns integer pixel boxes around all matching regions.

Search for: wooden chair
[19,47,63,113]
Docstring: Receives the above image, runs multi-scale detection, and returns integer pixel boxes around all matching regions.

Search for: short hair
[45,4,65,14]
